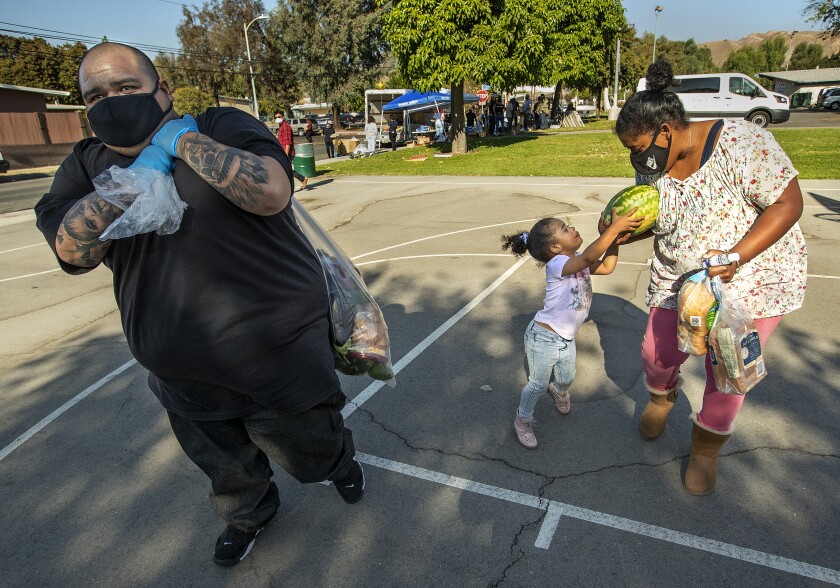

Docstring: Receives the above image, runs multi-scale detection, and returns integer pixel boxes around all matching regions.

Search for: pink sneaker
[514,414,538,449]
[549,383,571,415]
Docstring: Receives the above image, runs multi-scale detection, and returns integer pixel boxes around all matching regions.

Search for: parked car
[817,87,840,110]
[636,72,790,127]
[289,117,321,137]
[0,147,9,173]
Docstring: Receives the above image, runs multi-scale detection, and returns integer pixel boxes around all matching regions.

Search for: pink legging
[642,307,782,433]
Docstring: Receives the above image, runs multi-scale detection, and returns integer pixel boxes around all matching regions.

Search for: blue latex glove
[151,114,199,158]
[129,145,175,174]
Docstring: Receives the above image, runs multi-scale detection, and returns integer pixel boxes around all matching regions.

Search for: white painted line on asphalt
[0,242,47,255]
[359,452,545,509]
[535,502,564,549]
[337,179,628,188]
[0,359,137,463]
[356,253,510,266]
[356,452,840,585]
[351,213,598,260]
[342,257,530,419]
[0,268,59,282]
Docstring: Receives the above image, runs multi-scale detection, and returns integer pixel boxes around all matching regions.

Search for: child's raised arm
[561,208,643,277]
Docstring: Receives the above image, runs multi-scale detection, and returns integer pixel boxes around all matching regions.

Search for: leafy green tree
[266,0,389,125]
[57,42,87,104]
[154,0,299,119]
[384,0,625,153]
[789,42,824,69]
[822,51,840,67]
[173,87,218,115]
[539,0,627,114]
[803,0,840,37]
[383,0,495,154]
[759,37,787,72]
[723,46,766,77]
[0,35,86,104]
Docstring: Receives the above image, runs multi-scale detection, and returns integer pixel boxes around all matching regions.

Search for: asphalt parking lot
[1,175,839,587]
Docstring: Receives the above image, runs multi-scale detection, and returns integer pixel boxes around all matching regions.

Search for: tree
[803,0,840,37]
[382,0,496,154]
[266,0,389,125]
[173,87,218,115]
[789,42,824,69]
[759,37,787,72]
[383,0,625,154]
[0,35,87,104]
[538,0,627,116]
[154,0,299,118]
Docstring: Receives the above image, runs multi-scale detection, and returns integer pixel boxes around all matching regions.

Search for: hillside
[700,30,840,67]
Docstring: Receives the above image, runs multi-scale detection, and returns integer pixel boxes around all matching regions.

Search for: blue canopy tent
[381,90,480,142]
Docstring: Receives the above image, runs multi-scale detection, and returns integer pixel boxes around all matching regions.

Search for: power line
[0,20,185,55]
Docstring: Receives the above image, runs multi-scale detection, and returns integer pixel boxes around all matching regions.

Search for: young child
[502,209,642,448]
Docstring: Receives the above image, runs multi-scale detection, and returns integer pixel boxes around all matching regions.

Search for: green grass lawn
[316,125,840,179]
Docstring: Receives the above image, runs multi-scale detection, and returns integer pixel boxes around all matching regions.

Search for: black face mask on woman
[629,126,671,176]
[86,82,173,147]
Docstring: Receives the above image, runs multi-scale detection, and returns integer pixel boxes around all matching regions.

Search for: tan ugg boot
[683,417,731,496]
[638,379,680,440]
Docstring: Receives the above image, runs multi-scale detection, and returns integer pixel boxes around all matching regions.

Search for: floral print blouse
[638,119,807,318]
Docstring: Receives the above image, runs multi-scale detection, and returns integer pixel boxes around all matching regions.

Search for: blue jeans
[518,320,576,422]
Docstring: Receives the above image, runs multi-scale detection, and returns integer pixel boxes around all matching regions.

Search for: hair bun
[646,60,674,92]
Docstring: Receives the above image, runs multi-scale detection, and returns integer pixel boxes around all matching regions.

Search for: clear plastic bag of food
[291,199,395,386]
[677,270,717,355]
[93,165,187,240]
[707,277,766,395]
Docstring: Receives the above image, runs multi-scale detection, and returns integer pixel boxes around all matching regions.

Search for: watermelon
[602,184,660,236]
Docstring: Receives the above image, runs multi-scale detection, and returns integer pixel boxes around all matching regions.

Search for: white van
[636,73,789,127]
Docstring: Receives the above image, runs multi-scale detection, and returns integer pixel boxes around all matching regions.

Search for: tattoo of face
[58,194,120,265]
[182,136,270,210]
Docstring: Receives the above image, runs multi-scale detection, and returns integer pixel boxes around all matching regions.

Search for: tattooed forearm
[180,135,273,212]
[56,192,120,266]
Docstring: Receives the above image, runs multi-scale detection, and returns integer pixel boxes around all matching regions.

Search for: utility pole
[244,15,269,120]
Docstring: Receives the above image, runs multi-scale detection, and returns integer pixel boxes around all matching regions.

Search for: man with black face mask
[34,42,363,567]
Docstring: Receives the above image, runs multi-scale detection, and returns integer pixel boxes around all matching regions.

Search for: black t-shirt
[388,120,398,133]
[35,107,340,420]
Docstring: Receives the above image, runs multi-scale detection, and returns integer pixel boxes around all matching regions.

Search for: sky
[1,0,820,57]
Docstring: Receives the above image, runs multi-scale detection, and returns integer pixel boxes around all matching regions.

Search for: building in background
[757,68,840,107]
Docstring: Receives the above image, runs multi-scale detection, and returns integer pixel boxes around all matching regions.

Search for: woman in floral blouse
[614,60,807,495]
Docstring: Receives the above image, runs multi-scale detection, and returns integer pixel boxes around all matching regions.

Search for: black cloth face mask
[87,82,173,147]
[629,127,671,176]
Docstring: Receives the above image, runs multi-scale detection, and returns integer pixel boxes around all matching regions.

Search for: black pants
[389,132,397,150]
[167,391,355,532]
[325,141,334,158]
[293,170,307,183]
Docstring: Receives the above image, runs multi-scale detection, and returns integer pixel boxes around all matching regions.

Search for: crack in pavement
[489,479,554,587]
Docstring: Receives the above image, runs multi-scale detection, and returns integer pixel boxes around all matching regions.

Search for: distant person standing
[323,121,335,158]
[536,95,549,130]
[275,112,308,190]
[304,118,314,143]
[523,94,533,130]
[466,107,476,128]
[364,116,378,154]
[387,115,398,151]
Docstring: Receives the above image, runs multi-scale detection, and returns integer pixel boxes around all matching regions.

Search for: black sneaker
[334,458,365,504]
[213,525,263,567]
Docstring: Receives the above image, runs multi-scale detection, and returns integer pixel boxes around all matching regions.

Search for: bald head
[79,42,159,90]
